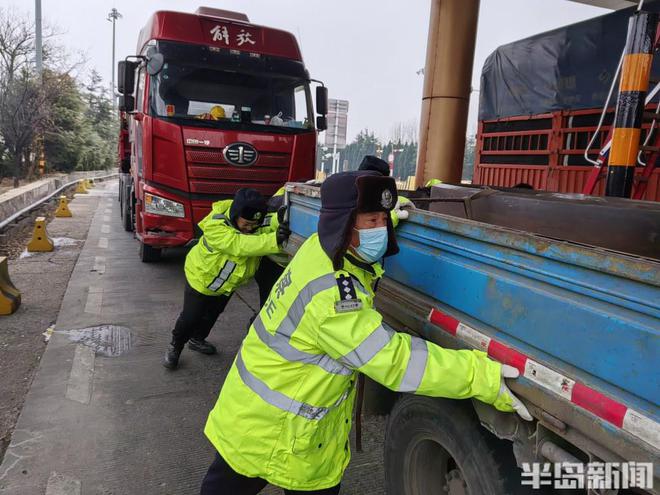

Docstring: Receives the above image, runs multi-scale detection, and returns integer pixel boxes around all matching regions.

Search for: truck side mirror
[118,60,138,95]
[316,115,327,131]
[118,95,135,112]
[316,86,328,115]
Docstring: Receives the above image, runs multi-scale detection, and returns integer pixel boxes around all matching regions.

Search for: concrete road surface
[0,180,386,495]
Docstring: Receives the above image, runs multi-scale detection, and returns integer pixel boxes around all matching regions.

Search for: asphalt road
[0,180,386,495]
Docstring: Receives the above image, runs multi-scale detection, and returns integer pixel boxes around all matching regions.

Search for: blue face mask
[354,226,388,262]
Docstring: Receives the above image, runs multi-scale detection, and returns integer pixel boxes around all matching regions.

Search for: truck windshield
[150,62,314,133]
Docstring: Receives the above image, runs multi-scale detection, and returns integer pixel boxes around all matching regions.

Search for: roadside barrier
[75,180,88,194]
[0,173,117,234]
[0,256,20,315]
[27,216,54,252]
[54,196,72,218]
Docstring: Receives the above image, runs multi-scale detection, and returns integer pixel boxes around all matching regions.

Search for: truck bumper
[139,184,195,248]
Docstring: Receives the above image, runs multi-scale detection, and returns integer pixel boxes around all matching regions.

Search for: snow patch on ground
[52,237,81,247]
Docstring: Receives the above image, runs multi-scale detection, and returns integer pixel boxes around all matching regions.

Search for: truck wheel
[139,242,161,263]
[385,395,531,495]
[121,193,133,232]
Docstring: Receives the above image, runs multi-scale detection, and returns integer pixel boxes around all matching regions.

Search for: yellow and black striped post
[607,11,658,198]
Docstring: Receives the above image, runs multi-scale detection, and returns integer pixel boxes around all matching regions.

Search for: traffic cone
[27,217,54,252]
[75,180,88,194]
[0,256,20,315]
[55,195,72,217]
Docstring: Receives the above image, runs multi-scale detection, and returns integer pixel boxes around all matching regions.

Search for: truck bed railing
[285,182,660,467]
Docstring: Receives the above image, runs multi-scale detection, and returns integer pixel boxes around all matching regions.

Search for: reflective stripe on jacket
[185,200,281,296]
[204,234,506,490]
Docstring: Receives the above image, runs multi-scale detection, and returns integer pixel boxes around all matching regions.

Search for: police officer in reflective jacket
[163,188,290,369]
[200,172,531,493]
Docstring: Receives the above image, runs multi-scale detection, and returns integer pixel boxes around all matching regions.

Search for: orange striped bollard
[607,11,658,198]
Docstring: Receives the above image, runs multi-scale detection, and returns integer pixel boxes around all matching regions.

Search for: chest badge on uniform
[335,274,363,313]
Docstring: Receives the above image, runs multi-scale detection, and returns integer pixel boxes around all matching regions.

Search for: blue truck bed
[284,183,659,472]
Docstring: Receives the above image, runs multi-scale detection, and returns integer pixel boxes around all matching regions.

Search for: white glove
[395,208,409,220]
[497,365,533,421]
[394,199,412,221]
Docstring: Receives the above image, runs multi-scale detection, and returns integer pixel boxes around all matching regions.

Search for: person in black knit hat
[358,155,390,176]
[163,188,290,369]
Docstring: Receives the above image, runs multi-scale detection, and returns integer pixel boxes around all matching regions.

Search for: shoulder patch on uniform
[335,274,362,313]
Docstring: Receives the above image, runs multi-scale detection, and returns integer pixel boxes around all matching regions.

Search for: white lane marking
[103,215,110,222]
[65,345,95,405]
[104,209,112,215]
[84,287,103,314]
[92,256,106,274]
[45,471,81,495]
[98,237,108,249]
[101,224,110,234]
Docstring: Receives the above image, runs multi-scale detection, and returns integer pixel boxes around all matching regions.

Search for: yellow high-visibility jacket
[185,200,281,296]
[204,234,513,490]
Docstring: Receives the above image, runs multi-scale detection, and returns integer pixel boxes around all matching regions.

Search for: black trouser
[254,256,286,307]
[200,452,340,495]
[171,282,232,347]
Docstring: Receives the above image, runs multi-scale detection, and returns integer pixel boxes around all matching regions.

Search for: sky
[6,0,609,141]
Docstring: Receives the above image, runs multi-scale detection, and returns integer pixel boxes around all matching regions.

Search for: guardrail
[0,173,118,232]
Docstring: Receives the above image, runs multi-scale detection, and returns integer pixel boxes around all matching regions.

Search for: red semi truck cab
[117,7,327,261]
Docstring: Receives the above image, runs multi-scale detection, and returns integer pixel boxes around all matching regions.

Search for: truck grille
[185,147,289,196]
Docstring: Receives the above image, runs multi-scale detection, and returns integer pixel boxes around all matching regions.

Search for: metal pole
[35,0,42,75]
[107,8,122,109]
[605,11,658,198]
[332,100,339,174]
[415,0,480,187]
[112,17,116,99]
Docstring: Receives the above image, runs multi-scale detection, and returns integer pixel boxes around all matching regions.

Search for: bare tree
[0,72,52,180]
[0,9,74,184]
[389,119,418,144]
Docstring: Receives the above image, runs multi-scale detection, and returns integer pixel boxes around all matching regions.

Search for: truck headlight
[144,193,185,218]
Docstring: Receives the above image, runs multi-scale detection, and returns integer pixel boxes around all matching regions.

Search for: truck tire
[139,242,161,263]
[121,191,133,232]
[385,395,531,495]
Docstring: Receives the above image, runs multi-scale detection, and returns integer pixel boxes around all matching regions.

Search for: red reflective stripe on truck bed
[427,308,459,335]
[426,307,660,451]
[487,339,528,375]
[571,382,627,428]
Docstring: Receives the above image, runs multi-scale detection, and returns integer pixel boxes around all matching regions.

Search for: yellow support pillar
[415,0,480,187]
[27,216,54,252]
[54,195,72,217]
[0,256,21,315]
[75,180,88,194]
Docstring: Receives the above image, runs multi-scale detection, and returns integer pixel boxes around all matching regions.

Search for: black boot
[163,343,183,369]
[188,338,217,355]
